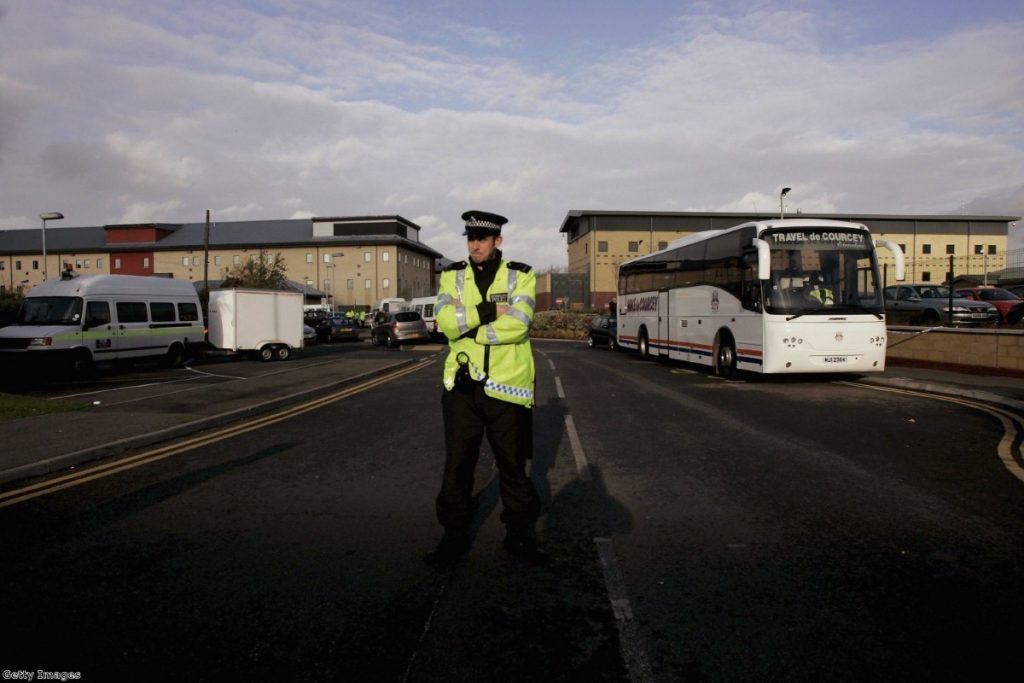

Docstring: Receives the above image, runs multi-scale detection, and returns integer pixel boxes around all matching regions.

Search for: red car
[954,287,1024,324]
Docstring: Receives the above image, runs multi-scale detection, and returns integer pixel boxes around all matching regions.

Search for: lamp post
[39,212,64,281]
[330,252,344,312]
[779,188,791,219]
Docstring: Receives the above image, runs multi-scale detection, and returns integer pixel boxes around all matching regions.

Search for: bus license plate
[822,356,848,364]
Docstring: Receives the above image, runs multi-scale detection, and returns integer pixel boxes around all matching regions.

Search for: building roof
[559,210,1021,234]
[0,216,445,258]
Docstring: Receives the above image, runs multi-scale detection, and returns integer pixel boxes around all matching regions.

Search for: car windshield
[762,229,884,317]
[913,286,950,299]
[979,289,1018,301]
[16,296,83,325]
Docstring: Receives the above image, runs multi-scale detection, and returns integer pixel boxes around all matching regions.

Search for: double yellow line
[844,381,1024,485]
[0,360,433,509]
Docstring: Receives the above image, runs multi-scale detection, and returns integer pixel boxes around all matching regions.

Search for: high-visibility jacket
[435,259,536,407]
[808,285,834,304]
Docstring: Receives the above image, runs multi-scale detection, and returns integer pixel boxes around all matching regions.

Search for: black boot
[503,528,549,564]
[424,530,470,567]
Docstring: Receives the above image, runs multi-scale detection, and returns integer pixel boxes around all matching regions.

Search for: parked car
[954,287,1024,324]
[370,311,429,348]
[588,315,618,349]
[1006,284,1024,299]
[319,315,362,342]
[303,324,317,344]
[883,284,998,326]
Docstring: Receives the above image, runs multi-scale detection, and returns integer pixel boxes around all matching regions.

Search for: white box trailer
[0,274,204,371]
[206,289,304,361]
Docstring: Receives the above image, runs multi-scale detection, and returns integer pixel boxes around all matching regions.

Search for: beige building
[0,215,443,310]
[559,210,1019,309]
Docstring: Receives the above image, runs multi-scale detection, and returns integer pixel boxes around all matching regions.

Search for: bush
[0,292,23,328]
[530,310,599,340]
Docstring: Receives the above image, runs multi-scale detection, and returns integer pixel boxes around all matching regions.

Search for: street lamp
[330,252,344,312]
[39,212,64,281]
[779,188,791,219]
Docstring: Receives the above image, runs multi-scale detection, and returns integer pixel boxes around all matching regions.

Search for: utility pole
[203,209,211,311]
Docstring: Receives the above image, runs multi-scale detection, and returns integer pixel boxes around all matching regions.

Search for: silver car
[370,311,430,348]
[883,284,998,326]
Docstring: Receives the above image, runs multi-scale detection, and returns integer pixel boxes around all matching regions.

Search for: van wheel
[638,329,651,359]
[70,349,94,375]
[275,345,291,361]
[164,343,185,368]
[259,346,275,362]
[714,332,738,380]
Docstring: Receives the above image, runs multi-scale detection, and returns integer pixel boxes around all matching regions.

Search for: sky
[1,0,1022,270]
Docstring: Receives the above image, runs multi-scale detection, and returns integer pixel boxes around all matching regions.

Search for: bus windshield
[761,228,884,316]
[16,296,84,326]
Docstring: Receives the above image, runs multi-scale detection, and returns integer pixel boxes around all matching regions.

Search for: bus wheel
[259,345,275,362]
[638,329,650,359]
[714,333,737,379]
[275,345,291,361]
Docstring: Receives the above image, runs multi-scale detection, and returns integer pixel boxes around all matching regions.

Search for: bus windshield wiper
[835,303,884,320]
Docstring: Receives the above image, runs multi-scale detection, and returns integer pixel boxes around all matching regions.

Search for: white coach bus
[615,218,905,377]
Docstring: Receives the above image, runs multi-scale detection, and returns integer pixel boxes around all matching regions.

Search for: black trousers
[437,383,539,533]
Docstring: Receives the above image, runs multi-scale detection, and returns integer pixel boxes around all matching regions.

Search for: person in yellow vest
[426,210,544,565]
[805,272,834,305]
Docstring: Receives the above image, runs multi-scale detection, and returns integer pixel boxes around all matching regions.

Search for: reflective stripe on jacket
[435,260,536,407]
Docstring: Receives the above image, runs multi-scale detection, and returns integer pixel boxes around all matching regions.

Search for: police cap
[462,210,508,238]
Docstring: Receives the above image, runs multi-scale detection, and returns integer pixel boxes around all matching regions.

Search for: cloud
[0,1,1021,272]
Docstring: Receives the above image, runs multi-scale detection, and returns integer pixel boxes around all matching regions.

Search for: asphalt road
[2,340,1023,681]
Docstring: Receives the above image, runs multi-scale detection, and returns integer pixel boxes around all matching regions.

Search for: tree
[221,250,288,289]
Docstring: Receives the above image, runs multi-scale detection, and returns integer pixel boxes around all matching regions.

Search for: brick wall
[886,326,1024,375]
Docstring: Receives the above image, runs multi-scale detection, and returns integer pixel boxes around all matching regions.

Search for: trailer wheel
[259,345,275,362]
[275,345,291,361]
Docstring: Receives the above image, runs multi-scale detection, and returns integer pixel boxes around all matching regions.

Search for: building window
[182,256,190,266]
[32,260,39,270]
[898,244,906,254]
[347,279,354,290]
[0,262,5,271]
[658,241,668,251]
[988,245,997,255]
[946,244,955,255]
[15,260,21,270]
[144,257,151,268]
[233,255,241,265]
[114,258,121,269]
[628,241,639,252]
[598,241,608,253]
[974,244,984,255]
[84,259,91,268]
[96,258,103,269]
[306,253,313,264]
[364,252,372,262]
[382,278,390,290]
[922,271,931,282]
[922,244,932,255]
[214,255,222,266]
[382,252,390,262]
[365,278,372,289]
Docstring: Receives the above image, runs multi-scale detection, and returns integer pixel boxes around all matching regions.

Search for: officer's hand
[496,304,509,317]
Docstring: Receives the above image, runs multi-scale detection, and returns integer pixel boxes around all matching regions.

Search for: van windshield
[16,297,83,325]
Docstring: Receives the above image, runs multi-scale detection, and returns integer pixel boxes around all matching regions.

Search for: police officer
[426,210,544,565]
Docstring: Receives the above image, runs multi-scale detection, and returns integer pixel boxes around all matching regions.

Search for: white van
[409,295,439,339]
[0,274,204,371]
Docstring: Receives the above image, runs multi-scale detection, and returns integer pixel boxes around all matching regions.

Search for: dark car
[370,311,429,348]
[883,284,998,326]
[588,315,618,349]
[954,287,1024,324]
[320,315,362,342]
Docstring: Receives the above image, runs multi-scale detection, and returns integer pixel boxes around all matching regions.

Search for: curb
[857,375,1024,414]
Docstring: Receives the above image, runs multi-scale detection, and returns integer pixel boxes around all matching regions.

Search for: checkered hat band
[466,219,501,230]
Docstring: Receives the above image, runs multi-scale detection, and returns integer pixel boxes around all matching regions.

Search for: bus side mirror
[875,239,906,281]
[752,238,771,280]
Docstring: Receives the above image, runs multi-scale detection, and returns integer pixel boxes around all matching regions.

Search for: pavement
[1,349,1022,488]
